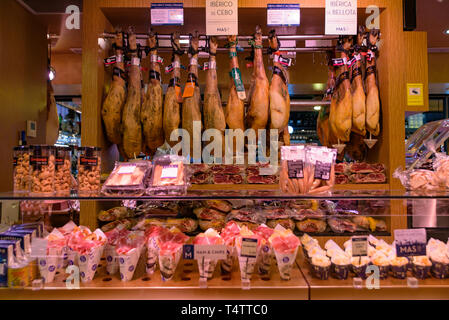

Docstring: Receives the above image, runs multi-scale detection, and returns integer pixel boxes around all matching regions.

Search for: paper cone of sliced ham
[158,227,189,280]
[38,229,66,283]
[254,224,275,275]
[104,226,129,275]
[145,226,169,275]
[193,228,225,280]
[69,227,107,283]
[220,221,241,273]
[58,221,77,268]
[116,231,145,281]
[235,226,262,281]
[268,225,301,280]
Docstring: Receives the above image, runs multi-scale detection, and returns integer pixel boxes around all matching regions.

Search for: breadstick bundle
[280,145,337,195]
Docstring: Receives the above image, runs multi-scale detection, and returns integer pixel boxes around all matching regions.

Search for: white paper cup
[257,244,273,275]
[66,247,78,267]
[158,247,182,281]
[197,258,217,280]
[236,246,259,281]
[38,247,61,283]
[146,237,160,275]
[77,246,103,283]
[221,245,234,274]
[118,248,140,282]
[273,247,299,281]
[104,244,118,275]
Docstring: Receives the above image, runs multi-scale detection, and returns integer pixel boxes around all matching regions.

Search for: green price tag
[230,68,246,100]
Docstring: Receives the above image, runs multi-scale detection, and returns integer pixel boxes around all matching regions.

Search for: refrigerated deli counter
[1,188,449,301]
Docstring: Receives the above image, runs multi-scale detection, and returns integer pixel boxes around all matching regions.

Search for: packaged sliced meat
[266,218,295,231]
[291,208,326,221]
[279,145,307,194]
[349,172,386,183]
[295,219,327,233]
[202,200,233,213]
[334,163,349,175]
[227,208,266,226]
[98,207,135,222]
[193,207,227,221]
[335,174,350,185]
[135,201,179,217]
[327,217,357,233]
[148,155,187,195]
[188,163,210,184]
[102,161,152,196]
[213,173,243,184]
[349,162,385,174]
[210,164,244,174]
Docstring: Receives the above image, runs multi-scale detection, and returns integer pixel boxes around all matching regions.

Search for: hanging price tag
[230,68,246,100]
[182,81,195,98]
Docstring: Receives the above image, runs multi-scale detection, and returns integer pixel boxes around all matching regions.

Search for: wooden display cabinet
[80,0,429,243]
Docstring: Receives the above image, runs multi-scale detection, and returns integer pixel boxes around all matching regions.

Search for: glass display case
[1,190,448,300]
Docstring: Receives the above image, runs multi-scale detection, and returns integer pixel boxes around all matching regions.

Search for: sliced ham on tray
[349,172,386,183]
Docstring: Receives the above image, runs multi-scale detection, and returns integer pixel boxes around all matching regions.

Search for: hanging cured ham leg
[351,26,367,136]
[101,31,126,146]
[182,32,202,158]
[203,36,226,156]
[225,35,245,154]
[141,30,164,156]
[317,52,336,148]
[329,36,353,142]
[163,32,183,148]
[268,29,290,146]
[246,25,269,149]
[121,30,143,159]
[365,29,380,137]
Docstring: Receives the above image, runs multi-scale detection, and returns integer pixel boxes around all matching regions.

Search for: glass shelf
[4,189,449,201]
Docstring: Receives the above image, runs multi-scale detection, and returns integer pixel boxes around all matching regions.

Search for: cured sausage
[141,30,164,155]
[163,32,183,147]
[182,32,202,158]
[121,31,142,159]
[101,32,127,146]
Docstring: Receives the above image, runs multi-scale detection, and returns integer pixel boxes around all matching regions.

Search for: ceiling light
[288,126,294,134]
[313,106,321,111]
[49,67,56,81]
[445,29,449,35]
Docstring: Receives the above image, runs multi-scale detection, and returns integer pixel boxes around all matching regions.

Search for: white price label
[194,245,227,260]
[206,0,238,35]
[267,4,300,27]
[394,228,427,257]
[161,165,179,179]
[117,165,136,175]
[240,238,258,258]
[30,238,48,258]
[351,236,368,257]
[325,0,357,35]
[151,3,184,25]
